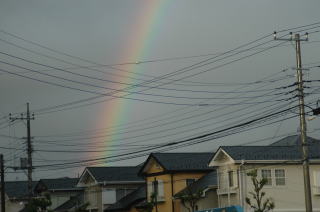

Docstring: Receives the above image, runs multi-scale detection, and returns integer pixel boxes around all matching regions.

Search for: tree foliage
[137,192,156,212]
[245,170,275,212]
[25,193,52,212]
[175,187,204,212]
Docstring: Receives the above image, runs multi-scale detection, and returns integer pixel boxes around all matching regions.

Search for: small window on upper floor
[261,169,272,186]
[147,180,165,202]
[275,169,286,186]
[186,179,196,186]
[228,171,234,187]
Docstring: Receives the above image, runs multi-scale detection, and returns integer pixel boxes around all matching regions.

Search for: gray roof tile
[5,181,37,199]
[174,171,217,197]
[105,186,145,212]
[87,166,143,183]
[140,153,214,174]
[37,177,80,191]
[220,136,320,161]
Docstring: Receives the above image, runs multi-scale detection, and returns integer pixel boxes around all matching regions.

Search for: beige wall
[216,163,320,212]
[46,190,81,210]
[4,200,24,212]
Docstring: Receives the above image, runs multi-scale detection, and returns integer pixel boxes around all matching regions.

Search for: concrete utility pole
[9,103,34,202]
[274,32,312,212]
[0,154,5,212]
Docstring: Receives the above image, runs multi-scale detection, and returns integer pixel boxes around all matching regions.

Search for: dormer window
[228,171,234,187]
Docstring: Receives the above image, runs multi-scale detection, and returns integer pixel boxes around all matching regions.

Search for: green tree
[175,188,204,212]
[245,170,275,212]
[25,193,52,212]
[137,192,156,212]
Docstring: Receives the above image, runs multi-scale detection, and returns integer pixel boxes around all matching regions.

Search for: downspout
[171,174,175,212]
[217,169,220,207]
[239,160,245,211]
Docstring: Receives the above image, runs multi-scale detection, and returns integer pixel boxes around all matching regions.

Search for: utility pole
[0,154,5,212]
[9,103,34,202]
[274,32,312,212]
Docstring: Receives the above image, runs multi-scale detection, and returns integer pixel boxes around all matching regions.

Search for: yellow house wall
[146,172,207,212]
[130,206,142,212]
[147,159,165,174]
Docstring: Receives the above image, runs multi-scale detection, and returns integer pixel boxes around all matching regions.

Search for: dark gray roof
[54,194,83,212]
[87,166,143,183]
[140,153,214,174]
[5,181,37,199]
[270,135,320,146]
[37,177,80,191]
[174,171,217,197]
[220,144,320,161]
[105,186,146,212]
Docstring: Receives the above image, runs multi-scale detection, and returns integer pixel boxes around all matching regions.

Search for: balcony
[313,186,320,195]
[217,187,238,195]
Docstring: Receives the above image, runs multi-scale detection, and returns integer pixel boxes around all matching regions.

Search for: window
[186,179,196,186]
[314,171,320,194]
[275,169,286,186]
[102,188,116,204]
[228,171,234,187]
[261,169,272,186]
[147,180,164,201]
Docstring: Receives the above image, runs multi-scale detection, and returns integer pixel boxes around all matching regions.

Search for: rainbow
[94,0,169,162]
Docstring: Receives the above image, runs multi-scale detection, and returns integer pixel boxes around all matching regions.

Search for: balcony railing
[217,187,238,195]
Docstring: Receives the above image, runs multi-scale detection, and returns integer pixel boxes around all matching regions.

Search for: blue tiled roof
[5,181,37,199]
[105,186,146,212]
[140,152,214,174]
[37,177,80,191]
[87,166,144,183]
[174,171,217,197]
[220,136,320,161]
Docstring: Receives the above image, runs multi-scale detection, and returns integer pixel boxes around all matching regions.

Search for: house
[34,177,83,211]
[208,135,320,212]
[104,186,146,212]
[0,181,37,212]
[173,170,218,212]
[77,166,144,212]
[138,152,215,212]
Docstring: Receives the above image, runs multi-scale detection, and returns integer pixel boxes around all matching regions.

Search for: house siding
[216,163,320,212]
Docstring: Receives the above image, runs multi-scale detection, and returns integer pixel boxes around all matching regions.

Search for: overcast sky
[0,0,320,181]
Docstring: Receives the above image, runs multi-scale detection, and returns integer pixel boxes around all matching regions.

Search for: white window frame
[259,168,286,187]
[275,169,286,186]
[261,169,272,186]
[147,179,165,202]
[102,188,116,204]
[313,170,320,195]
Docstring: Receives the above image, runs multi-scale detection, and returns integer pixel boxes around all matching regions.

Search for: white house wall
[216,163,320,212]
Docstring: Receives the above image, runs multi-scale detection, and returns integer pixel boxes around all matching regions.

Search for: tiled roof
[54,194,83,212]
[269,135,320,146]
[38,177,80,191]
[220,135,320,161]
[5,181,37,199]
[140,152,214,174]
[105,186,146,212]
[174,171,217,197]
[87,166,144,183]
